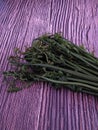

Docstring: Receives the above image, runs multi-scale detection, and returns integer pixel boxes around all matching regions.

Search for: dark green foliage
[3,33,98,96]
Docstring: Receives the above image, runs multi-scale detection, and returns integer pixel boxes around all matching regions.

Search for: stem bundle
[3,33,98,96]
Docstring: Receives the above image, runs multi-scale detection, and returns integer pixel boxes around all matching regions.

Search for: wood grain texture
[0,0,98,130]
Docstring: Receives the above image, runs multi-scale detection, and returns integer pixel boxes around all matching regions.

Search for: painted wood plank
[0,0,98,130]
[37,0,98,130]
[0,0,51,130]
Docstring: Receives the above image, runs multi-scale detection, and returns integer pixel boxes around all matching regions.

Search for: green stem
[31,63,98,81]
[67,77,98,86]
[38,76,98,91]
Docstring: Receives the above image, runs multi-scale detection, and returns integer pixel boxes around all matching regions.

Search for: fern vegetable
[3,33,98,96]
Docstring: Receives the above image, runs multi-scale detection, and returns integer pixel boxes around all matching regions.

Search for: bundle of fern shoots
[3,33,98,96]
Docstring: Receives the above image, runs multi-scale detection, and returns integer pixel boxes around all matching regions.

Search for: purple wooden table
[0,0,98,130]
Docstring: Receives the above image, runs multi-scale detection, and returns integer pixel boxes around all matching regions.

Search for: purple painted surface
[0,0,98,130]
